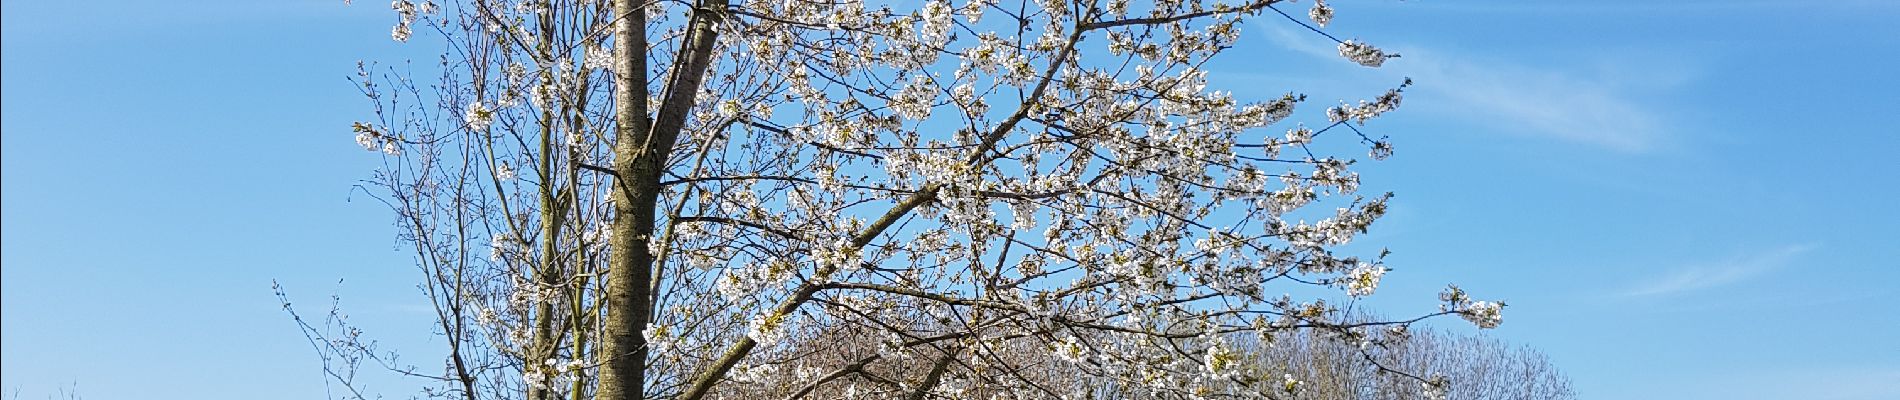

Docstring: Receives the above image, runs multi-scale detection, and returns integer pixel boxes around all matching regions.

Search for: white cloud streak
[1257,24,1682,152]
[1620,244,1817,297]
[1667,365,1900,400]
[1389,1,1900,14]
[1406,57,1666,152]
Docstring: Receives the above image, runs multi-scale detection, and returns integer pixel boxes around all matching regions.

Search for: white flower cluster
[1440,285,1505,329]
[583,44,613,71]
[1310,158,1361,194]
[642,325,672,355]
[727,363,780,385]
[812,237,861,275]
[959,0,989,23]
[1343,263,1387,297]
[497,63,527,106]
[580,223,611,245]
[955,32,1034,85]
[950,82,989,117]
[1200,336,1240,378]
[1337,39,1388,67]
[746,311,789,344]
[1463,301,1504,329]
[523,358,584,390]
[389,0,426,42]
[1423,375,1450,400]
[890,74,939,121]
[1284,125,1314,145]
[1327,86,1405,125]
[493,162,515,181]
[489,233,515,263]
[505,275,560,316]
[716,259,794,303]
[464,101,493,132]
[1309,0,1335,28]
[1370,140,1395,160]
[918,1,955,47]
[1285,196,1385,250]
[474,306,500,328]
[1053,335,1088,364]
[350,122,401,155]
[515,0,549,15]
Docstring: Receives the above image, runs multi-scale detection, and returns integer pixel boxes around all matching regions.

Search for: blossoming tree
[306,0,1507,399]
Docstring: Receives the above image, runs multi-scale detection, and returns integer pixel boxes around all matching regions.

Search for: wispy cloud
[1386,1,1900,14]
[1256,24,1686,153]
[1666,365,1900,400]
[1406,56,1670,152]
[1619,244,1818,297]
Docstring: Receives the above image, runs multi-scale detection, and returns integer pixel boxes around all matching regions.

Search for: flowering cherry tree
[307,0,1507,399]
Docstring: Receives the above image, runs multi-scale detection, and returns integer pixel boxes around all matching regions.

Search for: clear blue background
[4,1,1897,398]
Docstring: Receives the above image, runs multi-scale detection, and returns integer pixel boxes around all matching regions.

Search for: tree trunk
[595,0,652,398]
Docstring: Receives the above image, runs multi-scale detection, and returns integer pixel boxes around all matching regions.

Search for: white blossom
[717,99,742,118]
[1423,376,1450,400]
[464,101,493,131]
[493,162,515,181]
[919,0,955,47]
[1201,336,1240,378]
[814,237,861,273]
[891,74,938,121]
[391,24,411,42]
[490,234,513,262]
[581,223,611,244]
[1462,301,1504,329]
[354,132,378,151]
[746,312,788,344]
[1338,40,1388,67]
[1285,125,1313,145]
[959,0,988,23]
[584,44,613,71]
[1370,140,1395,160]
[1441,285,1505,329]
[390,1,417,42]
[523,369,549,390]
[1053,336,1087,364]
[566,131,587,151]
[1344,263,1386,297]
[1309,0,1335,28]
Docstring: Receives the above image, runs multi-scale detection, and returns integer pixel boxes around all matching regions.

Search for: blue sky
[3,1,1896,399]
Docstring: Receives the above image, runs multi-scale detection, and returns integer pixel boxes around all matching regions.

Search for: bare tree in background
[1244,316,1575,400]
[703,311,1574,399]
[286,0,1512,399]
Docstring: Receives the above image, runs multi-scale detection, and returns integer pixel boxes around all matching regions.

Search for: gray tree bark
[598,1,725,399]
[594,0,652,398]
